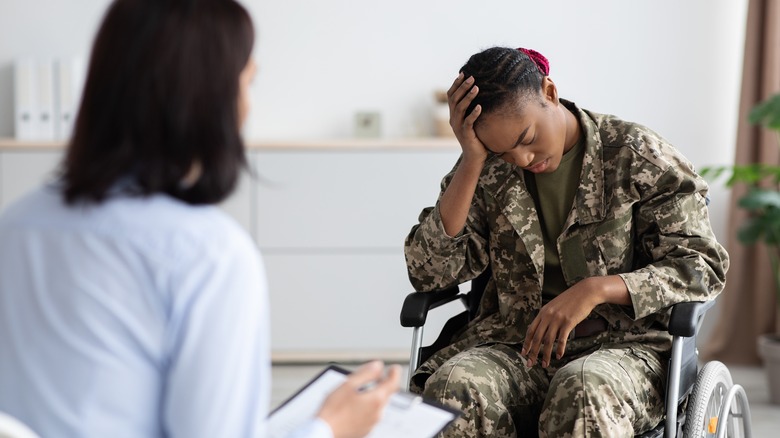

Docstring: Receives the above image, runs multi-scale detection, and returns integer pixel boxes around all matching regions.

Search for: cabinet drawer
[253,150,459,249]
[265,252,410,353]
[264,251,463,355]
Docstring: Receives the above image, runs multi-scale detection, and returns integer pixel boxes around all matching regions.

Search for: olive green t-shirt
[524,136,585,302]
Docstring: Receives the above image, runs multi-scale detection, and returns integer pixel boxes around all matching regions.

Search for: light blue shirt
[0,186,331,438]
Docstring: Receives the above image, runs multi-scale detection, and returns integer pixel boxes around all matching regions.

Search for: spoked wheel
[683,361,748,437]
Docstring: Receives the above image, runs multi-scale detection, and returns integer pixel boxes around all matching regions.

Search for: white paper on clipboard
[268,366,459,438]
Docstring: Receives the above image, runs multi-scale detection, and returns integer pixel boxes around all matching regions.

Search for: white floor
[728,366,780,437]
[271,363,780,437]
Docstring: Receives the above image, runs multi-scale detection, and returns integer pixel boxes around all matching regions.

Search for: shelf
[0,139,64,150]
[0,137,460,151]
[271,349,408,365]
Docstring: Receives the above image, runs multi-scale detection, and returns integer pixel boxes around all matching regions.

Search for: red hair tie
[517,48,549,76]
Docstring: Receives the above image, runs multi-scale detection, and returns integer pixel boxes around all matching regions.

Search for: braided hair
[461,47,550,120]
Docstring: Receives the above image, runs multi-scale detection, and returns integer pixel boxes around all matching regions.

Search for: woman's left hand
[521,275,630,368]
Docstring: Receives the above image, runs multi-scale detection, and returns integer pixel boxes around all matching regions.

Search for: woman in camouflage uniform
[404,47,729,437]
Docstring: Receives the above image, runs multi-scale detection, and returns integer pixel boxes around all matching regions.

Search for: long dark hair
[460,47,546,121]
[62,0,255,205]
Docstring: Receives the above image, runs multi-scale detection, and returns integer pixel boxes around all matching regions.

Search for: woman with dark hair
[405,47,729,437]
[0,1,398,437]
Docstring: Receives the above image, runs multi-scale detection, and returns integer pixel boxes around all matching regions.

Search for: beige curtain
[702,0,780,365]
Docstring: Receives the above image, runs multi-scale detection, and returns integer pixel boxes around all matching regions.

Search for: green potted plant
[703,92,780,404]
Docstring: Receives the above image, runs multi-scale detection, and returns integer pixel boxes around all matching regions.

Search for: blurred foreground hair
[62,0,255,205]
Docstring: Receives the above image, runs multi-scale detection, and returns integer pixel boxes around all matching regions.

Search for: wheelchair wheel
[683,361,742,437]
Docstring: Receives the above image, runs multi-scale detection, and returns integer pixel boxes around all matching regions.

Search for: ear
[541,76,558,105]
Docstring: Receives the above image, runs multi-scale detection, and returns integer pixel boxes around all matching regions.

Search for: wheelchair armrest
[668,300,716,337]
[400,286,462,328]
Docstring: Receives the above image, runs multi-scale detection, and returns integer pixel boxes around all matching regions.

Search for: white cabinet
[264,252,412,353]
[253,150,458,249]
[0,150,64,210]
[252,148,462,358]
[220,156,255,237]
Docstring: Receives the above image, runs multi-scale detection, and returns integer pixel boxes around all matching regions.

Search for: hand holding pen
[317,361,402,438]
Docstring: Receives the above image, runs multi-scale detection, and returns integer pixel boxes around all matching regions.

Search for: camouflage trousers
[420,341,666,437]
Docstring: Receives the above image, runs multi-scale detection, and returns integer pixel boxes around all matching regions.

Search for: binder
[13,59,37,140]
[55,57,86,141]
[14,58,59,141]
[35,59,56,141]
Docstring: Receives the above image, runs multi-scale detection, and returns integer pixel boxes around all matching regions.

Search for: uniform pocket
[627,345,666,384]
[652,193,707,235]
[619,345,667,431]
[594,210,634,273]
[559,233,591,283]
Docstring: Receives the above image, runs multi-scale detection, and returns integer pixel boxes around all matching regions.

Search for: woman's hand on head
[317,361,401,438]
[448,73,489,164]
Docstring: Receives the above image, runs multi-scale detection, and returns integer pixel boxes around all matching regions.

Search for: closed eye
[494,136,535,157]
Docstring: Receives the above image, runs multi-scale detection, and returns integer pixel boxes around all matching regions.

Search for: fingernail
[521,348,527,355]
[542,361,549,368]
[458,72,464,78]
[466,76,474,83]
[470,86,478,93]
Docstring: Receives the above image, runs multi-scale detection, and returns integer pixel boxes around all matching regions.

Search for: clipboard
[268,365,460,438]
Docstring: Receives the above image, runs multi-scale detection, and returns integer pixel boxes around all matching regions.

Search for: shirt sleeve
[162,227,270,438]
[618,155,730,320]
[404,160,491,292]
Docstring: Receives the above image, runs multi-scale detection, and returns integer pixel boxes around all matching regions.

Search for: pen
[357,381,378,393]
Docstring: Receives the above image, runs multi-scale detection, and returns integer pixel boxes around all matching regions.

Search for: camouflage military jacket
[404,100,729,377]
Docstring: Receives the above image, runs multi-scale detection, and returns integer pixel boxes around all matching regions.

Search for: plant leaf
[738,189,780,210]
[749,93,780,130]
[738,217,764,244]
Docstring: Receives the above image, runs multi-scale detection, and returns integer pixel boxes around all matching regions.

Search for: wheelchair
[400,269,753,437]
